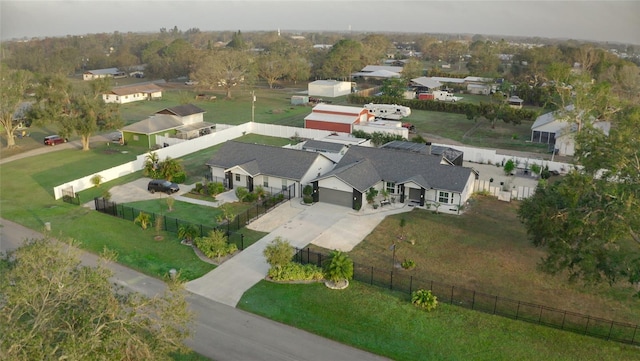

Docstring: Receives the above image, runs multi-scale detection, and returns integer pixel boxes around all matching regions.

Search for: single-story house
[351,69,401,79]
[530,105,610,156]
[102,83,163,104]
[507,96,524,109]
[121,104,211,148]
[82,68,126,81]
[304,104,374,133]
[312,145,476,213]
[360,65,404,74]
[308,80,352,98]
[205,141,336,197]
[530,105,574,147]
[410,77,443,91]
[467,83,491,95]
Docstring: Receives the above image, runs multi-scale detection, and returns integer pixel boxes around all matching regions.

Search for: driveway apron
[186,201,351,307]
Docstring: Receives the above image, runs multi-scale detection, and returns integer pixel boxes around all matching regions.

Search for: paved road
[0,218,390,361]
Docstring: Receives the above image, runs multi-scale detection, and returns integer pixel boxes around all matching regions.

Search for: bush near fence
[293,247,639,346]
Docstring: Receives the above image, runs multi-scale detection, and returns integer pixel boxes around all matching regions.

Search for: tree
[29,76,122,150]
[284,52,311,84]
[0,238,191,360]
[191,49,255,98]
[518,106,640,293]
[379,77,406,98]
[257,52,286,88]
[401,58,424,82]
[0,67,32,148]
[144,152,160,178]
[158,156,184,182]
[323,250,354,284]
[226,30,248,50]
[321,39,365,80]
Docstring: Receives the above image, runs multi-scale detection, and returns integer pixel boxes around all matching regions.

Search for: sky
[1,0,639,45]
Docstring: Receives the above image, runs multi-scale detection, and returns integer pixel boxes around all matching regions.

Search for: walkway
[186,200,412,307]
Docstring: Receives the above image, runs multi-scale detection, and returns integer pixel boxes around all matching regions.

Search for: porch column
[420,188,425,207]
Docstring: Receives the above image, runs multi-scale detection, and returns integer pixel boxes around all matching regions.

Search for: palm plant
[323,250,353,283]
[177,224,199,243]
[159,156,183,181]
[134,212,151,230]
[411,289,438,311]
[144,152,160,178]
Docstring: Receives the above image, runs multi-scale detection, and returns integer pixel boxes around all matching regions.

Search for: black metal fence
[294,247,640,346]
[94,185,293,250]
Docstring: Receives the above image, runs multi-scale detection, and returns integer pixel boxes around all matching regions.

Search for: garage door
[319,187,352,208]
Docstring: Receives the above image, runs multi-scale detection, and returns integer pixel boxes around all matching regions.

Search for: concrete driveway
[186,200,411,307]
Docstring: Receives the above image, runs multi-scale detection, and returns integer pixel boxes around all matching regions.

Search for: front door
[226,171,233,189]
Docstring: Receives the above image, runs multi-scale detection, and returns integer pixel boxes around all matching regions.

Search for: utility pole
[251,91,256,122]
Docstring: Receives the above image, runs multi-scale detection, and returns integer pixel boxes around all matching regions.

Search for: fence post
[306,247,310,264]
[493,295,498,314]
[472,291,475,310]
[584,316,590,335]
[561,311,567,329]
[450,286,454,304]
[241,233,244,250]
[632,324,638,345]
[370,267,373,285]
[390,271,393,290]
[538,305,543,324]
[607,320,614,341]
[409,276,413,295]
[516,301,521,319]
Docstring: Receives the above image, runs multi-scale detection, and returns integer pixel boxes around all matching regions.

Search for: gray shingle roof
[333,146,473,193]
[206,141,324,180]
[158,104,205,117]
[302,140,345,153]
[317,159,381,192]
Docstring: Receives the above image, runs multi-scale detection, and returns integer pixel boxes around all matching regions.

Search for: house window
[263,176,269,187]
[386,182,396,194]
[133,135,139,141]
[438,191,451,204]
[235,174,240,182]
[281,179,287,190]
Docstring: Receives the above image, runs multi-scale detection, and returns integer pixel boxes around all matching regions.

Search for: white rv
[432,90,463,102]
[364,103,411,120]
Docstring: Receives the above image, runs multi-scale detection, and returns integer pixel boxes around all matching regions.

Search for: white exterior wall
[308,81,351,97]
[180,113,204,125]
[352,124,409,138]
[317,177,353,192]
[555,134,576,156]
[300,156,336,184]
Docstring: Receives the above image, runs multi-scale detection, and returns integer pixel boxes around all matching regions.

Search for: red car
[44,135,67,146]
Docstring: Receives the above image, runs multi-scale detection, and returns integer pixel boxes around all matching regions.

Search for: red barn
[304,104,373,133]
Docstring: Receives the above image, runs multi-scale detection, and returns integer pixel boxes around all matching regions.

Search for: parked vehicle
[364,103,411,120]
[147,179,180,194]
[432,90,463,102]
[44,135,67,146]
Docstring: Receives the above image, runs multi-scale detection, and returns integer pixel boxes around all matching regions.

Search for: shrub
[235,187,250,202]
[411,289,438,311]
[503,159,515,175]
[177,224,199,242]
[303,195,313,204]
[541,165,551,179]
[208,182,225,196]
[90,174,103,188]
[263,237,294,270]
[268,263,323,281]
[401,259,416,270]
[366,188,378,204]
[530,163,541,176]
[323,250,354,282]
[134,212,151,230]
[194,229,237,259]
[172,171,187,184]
[194,183,203,193]
[303,185,313,196]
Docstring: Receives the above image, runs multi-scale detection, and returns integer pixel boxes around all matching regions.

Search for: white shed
[308,80,352,98]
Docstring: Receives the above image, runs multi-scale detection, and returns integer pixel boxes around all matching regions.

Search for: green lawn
[308,196,640,326]
[239,281,640,361]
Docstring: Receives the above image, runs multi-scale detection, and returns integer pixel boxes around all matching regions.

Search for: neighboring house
[410,77,443,92]
[530,105,610,156]
[312,145,476,213]
[352,65,403,79]
[507,96,524,109]
[308,80,352,98]
[360,65,404,74]
[205,141,336,197]
[304,104,374,133]
[301,139,348,163]
[121,104,211,148]
[102,83,163,104]
[82,68,126,81]
[467,83,491,95]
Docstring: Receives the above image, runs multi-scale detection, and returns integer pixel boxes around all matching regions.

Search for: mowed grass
[333,196,640,324]
[239,281,640,361]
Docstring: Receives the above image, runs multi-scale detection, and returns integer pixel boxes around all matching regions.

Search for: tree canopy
[0,66,32,148]
[518,106,640,294]
[0,238,192,360]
